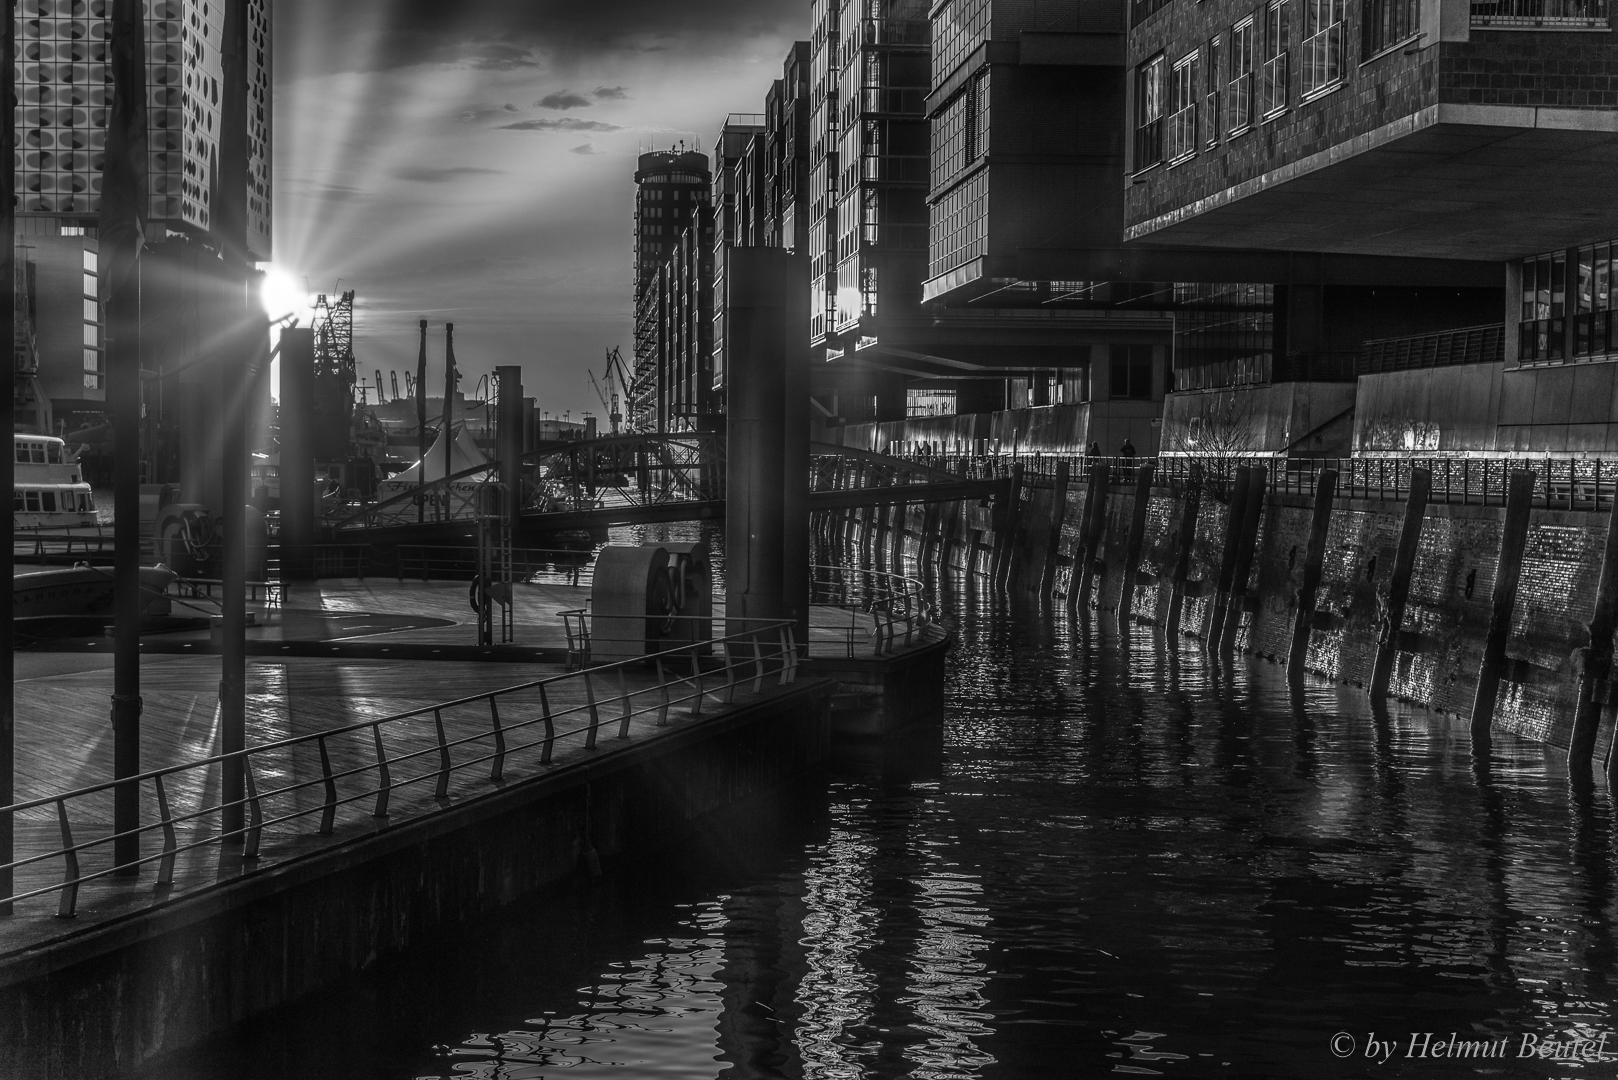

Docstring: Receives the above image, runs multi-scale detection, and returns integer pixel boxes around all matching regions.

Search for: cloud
[592,85,629,100]
[455,103,520,123]
[569,143,599,155]
[395,165,501,183]
[497,118,621,132]
[538,90,593,110]
[280,0,806,76]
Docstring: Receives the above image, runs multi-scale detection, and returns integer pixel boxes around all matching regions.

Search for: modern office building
[763,43,812,256]
[13,0,272,425]
[630,148,714,432]
[710,115,765,402]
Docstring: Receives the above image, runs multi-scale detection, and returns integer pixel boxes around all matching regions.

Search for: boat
[13,433,97,530]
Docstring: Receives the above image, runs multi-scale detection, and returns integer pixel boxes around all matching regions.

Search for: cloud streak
[538,90,592,109]
[498,117,621,131]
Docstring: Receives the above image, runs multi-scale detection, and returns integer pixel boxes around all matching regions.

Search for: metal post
[416,320,427,523]
[0,0,14,912]
[103,0,147,874]
[217,0,251,839]
[443,324,456,521]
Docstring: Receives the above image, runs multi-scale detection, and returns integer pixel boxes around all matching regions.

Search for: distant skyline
[273,0,802,416]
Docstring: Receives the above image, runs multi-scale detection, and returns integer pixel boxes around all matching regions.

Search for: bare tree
[1165,390,1261,502]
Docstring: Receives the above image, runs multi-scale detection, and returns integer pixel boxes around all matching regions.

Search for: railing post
[317,735,339,832]
[538,684,556,763]
[431,710,451,800]
[616,668,634,737]
[55,800,78,918]
[656,657,672,725]
[488,698,506,781]
[154,774,177,889]
[372,724,392,817]
[687,651,705,716]
[583,670,601,749]
[243,755,263,857]
[752,633,766,693]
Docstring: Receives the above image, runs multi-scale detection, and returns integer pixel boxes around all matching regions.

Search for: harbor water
[142,579,1618,1079]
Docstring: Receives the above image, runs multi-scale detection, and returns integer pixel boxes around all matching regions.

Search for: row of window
[1520,244,1618,363]
[1136,0,1415,169]
[13,489,91,513]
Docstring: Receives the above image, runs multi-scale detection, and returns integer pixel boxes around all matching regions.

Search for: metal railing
[810,565,935,657]
[302,543,594,584]
[1471,0,1607,26]
[0,620,801,918]
[879,449,1618,512]
[1360,324,1504,375]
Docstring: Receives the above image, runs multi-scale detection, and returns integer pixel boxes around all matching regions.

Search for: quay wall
[0,682,834,1080]
[817,468,1612,754]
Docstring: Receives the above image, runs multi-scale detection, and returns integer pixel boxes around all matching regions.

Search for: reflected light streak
[795,818,881,1079]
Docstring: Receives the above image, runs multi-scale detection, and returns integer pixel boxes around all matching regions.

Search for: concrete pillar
[1472,471,1537,741]
[1220,465,1267,651]
[279,327,316,581]
[1039,461,1071,600]
[496,366,523,532]
[1165,463,1203,637]
[1208,467,1254,643]
[724,248,809,635]
[1289,468,1338,674]
[1370,467,1431,700]
[179,376,222,513]
[1075,460,1110,614]
[1118,463,1156,625]
[1575,493,1618,778]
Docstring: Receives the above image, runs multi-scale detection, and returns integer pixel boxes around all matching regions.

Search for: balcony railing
[1360,324,1505,375]
[1134,117,1164,170]
[1260,53,1288,116]
[1301,24,1342,96]
[1166,104,1197,162]
[1472,0,1607,27]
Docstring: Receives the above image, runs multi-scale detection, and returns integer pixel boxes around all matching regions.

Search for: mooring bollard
[1472,470,1537,741]
[1370,467,1431,700]
[1288,468,1338,674]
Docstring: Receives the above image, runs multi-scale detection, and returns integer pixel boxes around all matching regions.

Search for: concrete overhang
[821,315,1175,378]
[1125,104,1618,261]
[922,246,1500,305]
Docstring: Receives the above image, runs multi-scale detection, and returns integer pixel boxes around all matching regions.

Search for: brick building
[630,148,713,433]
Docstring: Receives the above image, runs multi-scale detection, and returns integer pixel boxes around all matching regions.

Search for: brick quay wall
[817,465,1612,754]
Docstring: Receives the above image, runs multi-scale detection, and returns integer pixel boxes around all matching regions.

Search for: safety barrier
[0,620,800,918]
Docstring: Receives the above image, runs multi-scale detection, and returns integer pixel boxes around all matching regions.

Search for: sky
[271,0,804,419]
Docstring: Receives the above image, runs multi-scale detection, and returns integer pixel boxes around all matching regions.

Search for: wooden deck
[1,578,889,959]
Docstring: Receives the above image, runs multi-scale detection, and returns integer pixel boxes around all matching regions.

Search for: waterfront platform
[0,578,930,961]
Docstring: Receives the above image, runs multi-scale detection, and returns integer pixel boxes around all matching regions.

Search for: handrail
[0,619,801,916]
[809,564,935,658]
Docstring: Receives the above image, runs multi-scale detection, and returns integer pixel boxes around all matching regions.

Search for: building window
[1227,20,1255,134]
[1520,251,1565,363]
[1261,0,1290,118]
[1562,242,1618,361]
[1301,0,1344,96]
[1363,0,1419,56]
[927,169,989,279]
[1204,36,1223,148]
[1167,53,1198,163]
[1110,346,1155,400]
[1134,54,1166,171]
[1472,0,1605,28]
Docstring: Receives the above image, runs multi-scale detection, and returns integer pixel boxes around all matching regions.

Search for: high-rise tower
[631,149,712,432]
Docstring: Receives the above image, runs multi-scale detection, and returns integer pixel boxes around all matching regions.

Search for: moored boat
[14,564,175,620]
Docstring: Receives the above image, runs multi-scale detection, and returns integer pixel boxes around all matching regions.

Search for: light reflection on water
[146,578,1618,1079]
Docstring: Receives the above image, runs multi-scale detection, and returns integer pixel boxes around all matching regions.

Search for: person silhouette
[1119,438,1136,458]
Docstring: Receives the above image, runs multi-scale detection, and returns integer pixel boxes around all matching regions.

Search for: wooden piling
[1573,492,1618,776]
[1219,466,1267,651]
[1075,460,1111,615]
[1370,467,1431,700]
[1288,468,1338,674]
[1117,463,1156,625]
[1040,461,1071,600]
[997,464,1026,591]
[1207,466,1254,643]
[1165,462,1202,637]
[1471,470,1537,740]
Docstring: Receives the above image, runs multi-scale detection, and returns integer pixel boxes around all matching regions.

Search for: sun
[259,266,315,325]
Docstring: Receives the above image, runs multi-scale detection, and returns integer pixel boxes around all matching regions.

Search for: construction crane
[589,346,631,434]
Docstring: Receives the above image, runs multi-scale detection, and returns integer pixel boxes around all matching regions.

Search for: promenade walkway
[1,579,891,960]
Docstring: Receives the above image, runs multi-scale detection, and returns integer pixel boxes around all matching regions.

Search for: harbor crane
[589,347,632,434]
